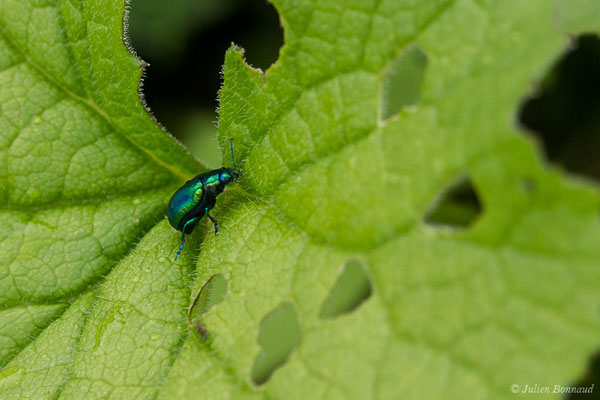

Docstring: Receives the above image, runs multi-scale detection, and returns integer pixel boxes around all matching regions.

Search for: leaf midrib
[0,183,178,212]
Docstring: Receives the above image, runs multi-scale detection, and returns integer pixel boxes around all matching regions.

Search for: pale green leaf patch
[0,303,68,368]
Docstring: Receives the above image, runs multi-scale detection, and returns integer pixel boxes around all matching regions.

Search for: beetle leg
[175,242,184,261]
[175,217,198,260]
[205,208,219,236]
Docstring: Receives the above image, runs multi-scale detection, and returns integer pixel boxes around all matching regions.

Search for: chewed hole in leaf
[127,0,283,164]
[319,259,372,319]
[188,274,228,338]
[424,175,482,228]
[381,44,428,120]
[251,302,302,385]
[519,34,600,182]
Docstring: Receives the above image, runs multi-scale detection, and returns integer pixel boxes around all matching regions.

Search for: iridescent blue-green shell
[167,177,204,231]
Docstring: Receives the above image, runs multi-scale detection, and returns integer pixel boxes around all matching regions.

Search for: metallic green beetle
[167,139,240,260]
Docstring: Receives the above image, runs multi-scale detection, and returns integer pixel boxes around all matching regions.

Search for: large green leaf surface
[1,0,599,399]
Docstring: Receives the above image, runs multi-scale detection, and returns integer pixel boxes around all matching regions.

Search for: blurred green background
[128,0,283,167]
[128,1,600,184]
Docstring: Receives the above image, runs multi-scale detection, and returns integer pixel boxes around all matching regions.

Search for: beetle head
[219,167,240,184]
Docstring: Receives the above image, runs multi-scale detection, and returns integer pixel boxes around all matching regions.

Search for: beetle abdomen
[167,182,203,231]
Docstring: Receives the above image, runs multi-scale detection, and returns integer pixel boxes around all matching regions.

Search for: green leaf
[0,293,94,399]
[1,0,600,400]
[0,303,68,368]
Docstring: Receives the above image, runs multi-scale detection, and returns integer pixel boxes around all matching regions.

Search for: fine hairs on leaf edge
[121,0,192,154]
